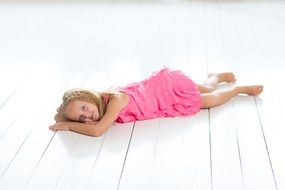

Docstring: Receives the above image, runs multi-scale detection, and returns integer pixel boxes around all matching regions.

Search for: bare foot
[208,72,236,83]
[238,85,264,96]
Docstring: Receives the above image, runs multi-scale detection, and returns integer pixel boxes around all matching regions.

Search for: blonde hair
[57,88,110,121]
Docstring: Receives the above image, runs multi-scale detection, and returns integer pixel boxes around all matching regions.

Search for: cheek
[93,105,99,114]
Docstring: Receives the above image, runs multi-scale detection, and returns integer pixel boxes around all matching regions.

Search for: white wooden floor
[0,0,285,189]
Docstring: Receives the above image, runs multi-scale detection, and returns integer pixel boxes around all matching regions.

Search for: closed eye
[79,115,85,122]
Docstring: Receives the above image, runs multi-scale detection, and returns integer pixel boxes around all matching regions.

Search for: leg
[196,72,236,93]
[196,83,215,93]
[200,85,263,109]
[203,72,236,90]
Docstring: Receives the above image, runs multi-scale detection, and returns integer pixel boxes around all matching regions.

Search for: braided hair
[57,88,107,121]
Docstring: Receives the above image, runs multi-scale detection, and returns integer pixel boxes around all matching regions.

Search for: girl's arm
[49,93,129,137]
[49,121,100,136]
[94,92,129,136]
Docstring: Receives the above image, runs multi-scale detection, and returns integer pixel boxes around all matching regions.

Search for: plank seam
[254,97,279,190]
[0,71,31,110]
[84,131,108,190]
[24,132,57,189]
[0,116,41,180]
[116,121,136,190]
[208,109,213,190]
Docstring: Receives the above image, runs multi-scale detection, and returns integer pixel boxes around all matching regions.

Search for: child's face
[65,100,99,123]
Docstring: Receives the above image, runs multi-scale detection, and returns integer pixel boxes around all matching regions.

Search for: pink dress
[115,68,202,123]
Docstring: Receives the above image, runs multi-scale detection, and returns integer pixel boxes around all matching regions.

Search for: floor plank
[0,64,31,109]
[0,1,285,190]
[218,2,278,189]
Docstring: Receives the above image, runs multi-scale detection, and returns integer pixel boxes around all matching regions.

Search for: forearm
[69,122,108,137]
[50,121,104,137]
[67,122,95,136]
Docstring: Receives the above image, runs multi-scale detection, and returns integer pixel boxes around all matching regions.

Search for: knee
[197,84,215,94]
[205,86,215,93]
[201,93,219,109]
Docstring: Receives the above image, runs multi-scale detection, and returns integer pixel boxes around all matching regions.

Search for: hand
[49,122,70,131]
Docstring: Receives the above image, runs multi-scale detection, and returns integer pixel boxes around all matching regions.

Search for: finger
[49,125,59,131]
[49,127,56,131]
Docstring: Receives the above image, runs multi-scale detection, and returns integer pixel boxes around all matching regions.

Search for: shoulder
[108,92,129,110]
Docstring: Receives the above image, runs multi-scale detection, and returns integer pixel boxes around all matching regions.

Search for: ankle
[236,86,246,94]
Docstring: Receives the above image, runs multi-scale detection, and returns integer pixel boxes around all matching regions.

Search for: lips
[91,112,94,121]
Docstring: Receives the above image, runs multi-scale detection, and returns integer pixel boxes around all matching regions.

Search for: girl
[49,68,263,137]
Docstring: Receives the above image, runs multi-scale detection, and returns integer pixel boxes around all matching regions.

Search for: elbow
[90,124,108,137]
[91,128,104,137]
[92,131,102,137]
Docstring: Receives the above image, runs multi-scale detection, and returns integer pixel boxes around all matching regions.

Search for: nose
[87,111,92,119]
[83,111,92,121]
